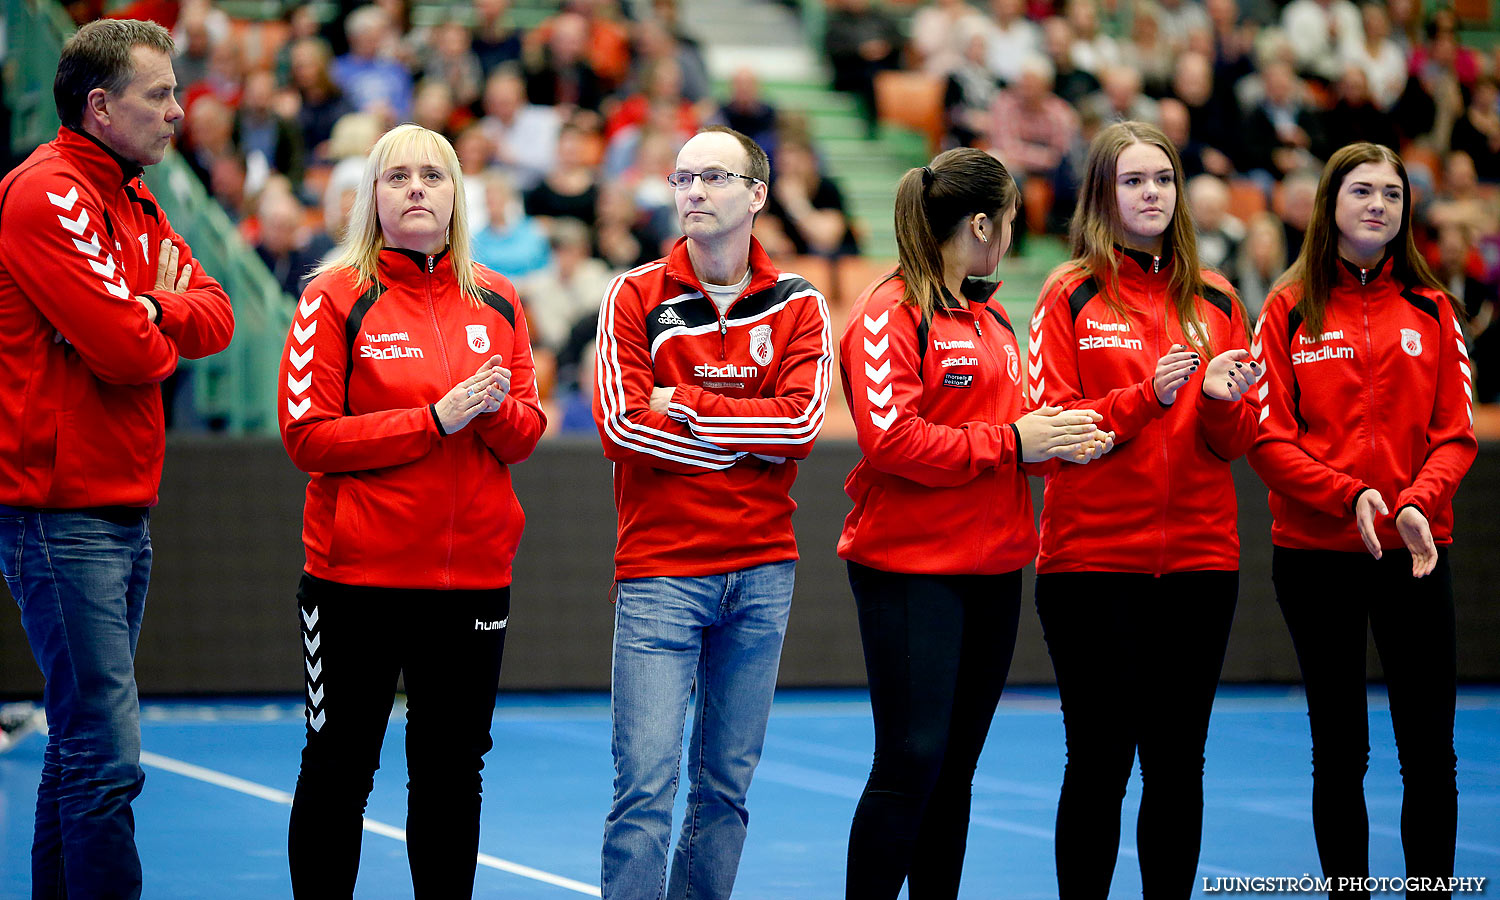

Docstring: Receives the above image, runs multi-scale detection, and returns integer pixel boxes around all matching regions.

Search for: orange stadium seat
[874,71,945,153]
[1227,178,1267,222]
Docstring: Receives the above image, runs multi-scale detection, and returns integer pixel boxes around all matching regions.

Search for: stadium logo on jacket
[1401,328,1423,357]
[750,324,774,366]
[466,324,491,354]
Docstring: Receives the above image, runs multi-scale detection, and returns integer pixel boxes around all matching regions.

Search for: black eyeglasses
[666,169,763,190]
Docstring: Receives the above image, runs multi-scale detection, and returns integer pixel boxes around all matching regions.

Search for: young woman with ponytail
[1249,143,1475,897]
[1026,121,1261,898]
[837,147,1110,899]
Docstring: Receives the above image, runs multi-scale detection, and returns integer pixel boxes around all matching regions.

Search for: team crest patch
[1005,344,1020,384]
[750,324,773,366]
[1400,328,1422,357]
[466,324,491,354]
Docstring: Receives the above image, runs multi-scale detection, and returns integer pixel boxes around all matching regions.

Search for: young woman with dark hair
[1028,121,1262,898]
[1249,142,1475,898]
[838,147,1110,899]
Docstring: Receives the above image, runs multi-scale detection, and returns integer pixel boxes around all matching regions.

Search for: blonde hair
[314,124,484,304]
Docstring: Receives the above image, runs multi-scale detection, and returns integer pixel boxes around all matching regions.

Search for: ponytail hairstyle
[888,147,1018,323]
[1057,120,1247,354]
[1272,141,1461,340]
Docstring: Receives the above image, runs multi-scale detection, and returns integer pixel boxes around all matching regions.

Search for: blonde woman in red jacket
[277,123,546,899]
[838,147,1109,899]
[1027,121,1262,898]
[1249,142,1475,898]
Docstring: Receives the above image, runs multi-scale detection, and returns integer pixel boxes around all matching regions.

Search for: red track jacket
[1029,249,1258,574]
[1247,257,1476,551]
[279,249,545,589]
[593,238,833,579]
[838,275,1043,575]
[0,126,234,508]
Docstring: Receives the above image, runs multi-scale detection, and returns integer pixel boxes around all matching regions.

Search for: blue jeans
[602,560,795,900]
[0,506,151,900]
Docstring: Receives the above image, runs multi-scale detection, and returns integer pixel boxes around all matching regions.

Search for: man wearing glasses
[594,125,833,899]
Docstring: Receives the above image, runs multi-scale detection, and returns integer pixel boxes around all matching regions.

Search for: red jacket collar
[663,236,781,297]
[1116,244,1173,286]
[54,125,144,192]
[377,246,455,284]
[1336,251,1395,288]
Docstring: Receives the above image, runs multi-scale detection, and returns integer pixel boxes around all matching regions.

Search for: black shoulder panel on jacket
[1067,278,1100,321]
[728,276,818,323]
[123,182,159,222]
[1202,283,1234,319]
[1287,307,1305,344]
[478,286,516,328]
[1400,288,1440,324]
[343,281,383,414]
[985,304,1015,336]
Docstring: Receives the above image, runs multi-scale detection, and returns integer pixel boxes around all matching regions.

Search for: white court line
[139,751,601,896]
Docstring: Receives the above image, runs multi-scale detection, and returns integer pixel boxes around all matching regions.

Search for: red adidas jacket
[593,237,833,579]
[0,126,234,508]
[279,249,546,590]
[1028,248,1258,574]
[838,275,1044,575]
[1247,257,1476,551]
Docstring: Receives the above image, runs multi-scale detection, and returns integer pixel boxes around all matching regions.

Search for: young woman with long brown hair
[1248,142,1475,897]
[1027,121,1262,898]
[837,147,1109,899]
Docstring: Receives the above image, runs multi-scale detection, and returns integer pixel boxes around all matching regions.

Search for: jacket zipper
[1361,284,1377,494]
[970,308,1001,574]
[719,314,727,360]
[425,253,457,588]
[1153,255,1161,274]
[1156,287,1169,576]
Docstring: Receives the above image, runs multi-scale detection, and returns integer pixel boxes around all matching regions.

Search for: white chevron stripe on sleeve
[1259,406,1270,423]
[301,606,319,629]
[298,294,323,318]
[306,658,322,680]
[71,233,101,257]
[293,320,316,344]
[287,372,312,395]
[287,397,311,419]
[1030,381,1044,403]
[308,684,324,706]
[865,360,890,383]
[863,310,888,333]
[103,277,130,299]
[1456,338,1470,359]
[1029,355,1043,379]
[867,384,892,407]
[88,254,116,279]
[863,334,889,358]
[57,208,89,236]
[870,407,897,430]
[45,187,78,210]
[289,346,314,370]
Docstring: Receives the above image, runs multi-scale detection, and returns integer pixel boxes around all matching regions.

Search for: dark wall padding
[2,439,1497,696]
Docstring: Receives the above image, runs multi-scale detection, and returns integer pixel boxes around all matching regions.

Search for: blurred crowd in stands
[829,0,1500,401]
[19,0,1500,425]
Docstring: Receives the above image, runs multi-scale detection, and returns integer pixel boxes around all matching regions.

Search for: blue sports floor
[1,687,1497,898]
